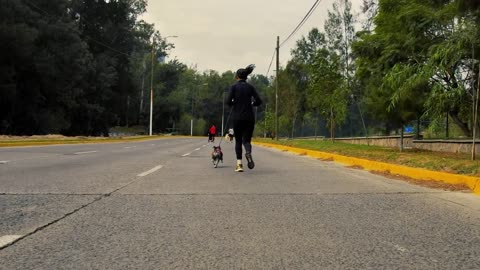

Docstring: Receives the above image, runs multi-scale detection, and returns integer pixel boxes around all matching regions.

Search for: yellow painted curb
[255,142,480,195]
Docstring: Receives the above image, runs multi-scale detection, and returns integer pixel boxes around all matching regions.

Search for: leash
[217,107,234,148]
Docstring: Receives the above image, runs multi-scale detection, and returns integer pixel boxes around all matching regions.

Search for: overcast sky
[143,0,364,75]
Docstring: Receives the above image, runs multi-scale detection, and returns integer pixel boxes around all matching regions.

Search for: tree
[283,28,327,137]
[324,0,356,80]
[352,0,478,136]
[307,49,348,139]
[361,0,379,31]
[0,0,93,135]
[379,0,477,137]
[324,0,367,137]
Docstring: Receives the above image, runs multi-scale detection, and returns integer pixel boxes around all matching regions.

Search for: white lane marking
[137,165,163,177]
[182,153,191,157]
[202,145,207,147]
[195,148,201,151]
[124,146,137,149]
[0,160,10,164]
[73,151,98,155]
[393,244,407,253]
[150,144,156,146]
[0,235,23,248]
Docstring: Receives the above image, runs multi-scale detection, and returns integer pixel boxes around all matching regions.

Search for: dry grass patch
[317,157,334,162]
[370,170,470,192]
[347,165,364,170]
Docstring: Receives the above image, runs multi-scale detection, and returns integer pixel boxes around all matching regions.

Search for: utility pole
[446,111,449,139]
[148,35,178,136]
[473,62,480,160]
[264,104,268,138]
[472,43,478,160]
[149,43,155,136]
[275,36,280,141]
[221,88,226,137]
[140,62,145,118]
[190,91,194,136]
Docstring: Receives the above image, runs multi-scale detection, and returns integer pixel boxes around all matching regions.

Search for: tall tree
[352,0,480,136]
[0,0,93,135]
[307,49,348,139]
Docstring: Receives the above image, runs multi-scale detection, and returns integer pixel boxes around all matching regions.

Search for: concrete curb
[254,142,480,195]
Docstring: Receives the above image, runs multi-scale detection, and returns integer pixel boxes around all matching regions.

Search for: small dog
[211,146,223,168]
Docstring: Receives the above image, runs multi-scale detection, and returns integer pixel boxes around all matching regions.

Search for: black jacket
[226,80,263,121]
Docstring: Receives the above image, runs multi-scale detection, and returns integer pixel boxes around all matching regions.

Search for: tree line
[2,0,479,139]
[0,0,270,136]
[268,0,480,140]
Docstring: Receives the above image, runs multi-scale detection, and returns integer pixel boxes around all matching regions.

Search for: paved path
[0,138,479,269]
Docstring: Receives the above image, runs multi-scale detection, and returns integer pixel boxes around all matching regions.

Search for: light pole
[190,107,193,136]
[149,35,178,136]
[275,36,279,140]
[149,42,155,136]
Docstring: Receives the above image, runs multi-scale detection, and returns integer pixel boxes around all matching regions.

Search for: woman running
[226,64,263,172]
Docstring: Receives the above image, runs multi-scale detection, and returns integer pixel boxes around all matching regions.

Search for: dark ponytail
[236,64,255,79]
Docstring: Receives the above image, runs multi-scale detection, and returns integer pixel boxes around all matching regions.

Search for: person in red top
[208,124,216,142]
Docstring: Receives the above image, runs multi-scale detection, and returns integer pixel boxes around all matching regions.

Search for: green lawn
[255,139,480,177]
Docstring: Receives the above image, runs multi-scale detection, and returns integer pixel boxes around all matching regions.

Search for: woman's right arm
[251,86,263,107]
[226,86,235,106]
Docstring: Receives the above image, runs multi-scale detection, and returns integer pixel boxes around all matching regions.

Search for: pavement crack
[0,173,150,250]
[0,193,106,196]
[0,194,105,251]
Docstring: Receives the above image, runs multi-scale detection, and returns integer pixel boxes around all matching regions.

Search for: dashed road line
[1,161,165,250]
[393,244,408,253]
[182,153,191,157]
[137,165,163,177]
[124,146,137,149]
[195,148,201,151]
[73,151,98,155]
[0,160,10,164]
[0,235,23,249]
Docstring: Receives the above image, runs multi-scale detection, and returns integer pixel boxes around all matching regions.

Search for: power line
[280,0,322,48]
[265,49,276,77]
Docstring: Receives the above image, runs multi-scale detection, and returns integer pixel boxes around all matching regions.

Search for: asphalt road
[0,137,479,269]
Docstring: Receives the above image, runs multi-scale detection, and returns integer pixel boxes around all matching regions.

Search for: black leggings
[208,133,215,141]
[233,120,255,159]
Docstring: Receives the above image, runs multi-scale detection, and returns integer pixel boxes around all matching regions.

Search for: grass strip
[0,135,170,147]
[255,138,480,177]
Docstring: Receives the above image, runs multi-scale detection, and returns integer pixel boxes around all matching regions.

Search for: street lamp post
[149,43,155,136]
[191,95,194,136]
[149,35,178,136]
